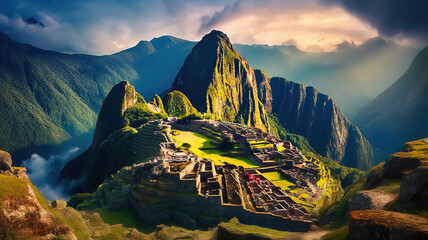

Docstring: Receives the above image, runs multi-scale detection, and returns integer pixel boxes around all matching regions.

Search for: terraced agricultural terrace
[104,119,340,219]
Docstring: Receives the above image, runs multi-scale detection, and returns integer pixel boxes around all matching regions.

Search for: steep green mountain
[235,38,418,118]
[255,70,374,170]
[355,46,428,161]
[163,91,197,117]
[171,30,269,131]
[60,81,166,192]
[0,32,194,158]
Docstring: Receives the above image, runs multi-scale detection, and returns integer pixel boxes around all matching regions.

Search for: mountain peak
[150,36,188,50]
[200,30,234,51]
[170,30,269,131]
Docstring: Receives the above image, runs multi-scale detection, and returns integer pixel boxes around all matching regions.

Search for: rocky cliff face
[60,81,140,191]
[255,73,374,169]
[171,30,269,131]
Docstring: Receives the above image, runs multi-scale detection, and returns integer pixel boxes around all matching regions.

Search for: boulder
[52,200,67,208]
[348,190,397,212]
[0,150,12,172]
[383,155,421,179]
[400,166,428,206]
[349,210,428,240]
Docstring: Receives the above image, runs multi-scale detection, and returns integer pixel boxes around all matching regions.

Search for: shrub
[67,193,92,209]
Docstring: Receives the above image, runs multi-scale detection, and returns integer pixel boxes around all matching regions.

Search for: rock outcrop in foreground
[0,150,76,240]
[366,137,428,208]
[349,210,428,240]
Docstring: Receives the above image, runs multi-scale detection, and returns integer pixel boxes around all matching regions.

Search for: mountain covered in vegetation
[171,30,269,131]
[163,91,198,117]
[60,81,167,192]
[0,32,193,157]
[355,46,428,161]
[255,70,374,169]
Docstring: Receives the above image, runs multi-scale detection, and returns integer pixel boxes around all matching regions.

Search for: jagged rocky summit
[171,30,269,131]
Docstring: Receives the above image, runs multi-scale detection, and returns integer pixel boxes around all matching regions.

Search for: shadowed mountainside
[235,38,418,118]
[355,46,428,161]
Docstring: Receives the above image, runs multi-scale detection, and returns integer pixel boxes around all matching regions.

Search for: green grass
[221,218,296,238]
[49,207,91,240]
[172,130,258,168]
[372,179,401,194]
[321,226,348,240]
[262,171,295,191]
[300,193,310,199]
[290,196,314,211]
[291,188,303,193]
[0,175,30,200]
[94,207,148,233]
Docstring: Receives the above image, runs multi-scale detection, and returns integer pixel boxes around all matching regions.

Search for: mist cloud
[22,147,80,201]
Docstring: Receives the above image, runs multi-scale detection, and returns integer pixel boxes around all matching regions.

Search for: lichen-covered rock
[400,166,428,206]
[348,190,397,212]
[349,210,428,240]
[0,150,12,172]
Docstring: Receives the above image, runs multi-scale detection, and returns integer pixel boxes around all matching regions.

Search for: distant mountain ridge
[235,38,418,118]
[355,46,428,160]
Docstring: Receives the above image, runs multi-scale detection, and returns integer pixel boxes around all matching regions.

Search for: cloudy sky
[0,0,426,54]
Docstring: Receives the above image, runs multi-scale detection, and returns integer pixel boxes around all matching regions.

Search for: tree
[181,143,191,151]
[220,137,235,151]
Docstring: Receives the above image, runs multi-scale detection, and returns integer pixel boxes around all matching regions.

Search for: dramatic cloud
[322,0,428,43]
[335,39,356,51]
[1,0,415,54]
[22,147,81,201]
[199,1,241,34]
[198,0,377,52]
